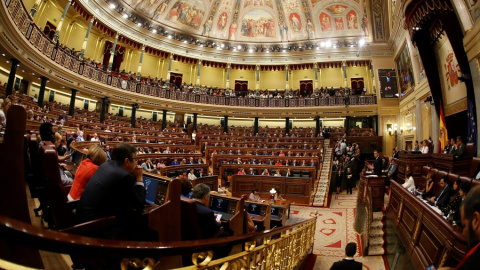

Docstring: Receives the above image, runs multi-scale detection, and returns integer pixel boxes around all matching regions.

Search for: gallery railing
[4,0,376,108]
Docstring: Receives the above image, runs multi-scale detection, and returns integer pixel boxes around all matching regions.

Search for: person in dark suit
[193,184,222,239]
[441,186,480,270]
[367,150,383,175]
[428,178,452,208]
[386,159,398,186]
[75,142,151,241]
[452,136,466,160]
[392,147,399,159]
[330,242,362,270]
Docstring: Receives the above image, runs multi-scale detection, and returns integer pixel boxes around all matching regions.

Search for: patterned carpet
[288,190,388,270]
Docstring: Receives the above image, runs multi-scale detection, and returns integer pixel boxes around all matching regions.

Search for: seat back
[0,105,43,268]
[421,166,431,181]
[447,173,460,186]
[470,157,480,178]
[180,197,202,240]
[40,143,75,230]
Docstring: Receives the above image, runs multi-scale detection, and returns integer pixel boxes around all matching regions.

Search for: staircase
[311,139,332,207]
[368,211,386,255]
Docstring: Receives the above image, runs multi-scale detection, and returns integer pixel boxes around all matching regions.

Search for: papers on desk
[366,175,378,178]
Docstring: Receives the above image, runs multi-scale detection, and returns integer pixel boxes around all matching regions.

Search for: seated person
[330,242,362,270]
[75,142,153,241]
[274,170,282,177]
[449,182,471,225]
[171,158,179,165]
[141,158,157,173]
[440,179,461,215]
[274,191,285,201]
[451,136,466,160]
[284,168,293,177]
[237,168,246,175]
[402,172,416,192]
[261,169,270,176]
[180,178,193,199]
[192,184,222,239]
[188,168,197,180]
[414,172,434,199]
[68,146,108,201]
[427,178,451,208]
[248,189,261,202]
[420,140,429,154]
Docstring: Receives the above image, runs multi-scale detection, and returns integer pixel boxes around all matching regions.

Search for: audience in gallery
[0,97,11,129]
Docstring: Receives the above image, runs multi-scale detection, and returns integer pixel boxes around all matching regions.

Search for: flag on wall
[468,99,477,156]
[439,104,448,152]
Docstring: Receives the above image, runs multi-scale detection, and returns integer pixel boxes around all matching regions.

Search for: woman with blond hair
[68,146,108,201]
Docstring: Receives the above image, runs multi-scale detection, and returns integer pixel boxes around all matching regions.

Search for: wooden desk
[244,201,271,230]
[397,152,432,181]
[230,175,311,205]
[431,153,472,176]
[387,180,467,269]
[219,164,317,186]
[358,172,386,211]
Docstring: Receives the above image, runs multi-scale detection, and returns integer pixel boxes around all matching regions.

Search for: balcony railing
[5,0,377,108]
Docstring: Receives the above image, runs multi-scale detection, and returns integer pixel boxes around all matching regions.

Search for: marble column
[166,53,173,87]
[137,45,146,81]
[431,104,439,153]
[131,104,138,128]
[107,33,119,73]
[100,97,109,123]
[314,63,319,88]
[256,65,260,90]
[223,116,228,133]
[285,117,290,135]
[80,17,95,60]
[162,109,167,130]
[37,77,48,107]
[69,89,77,116]
[226,63,231,89]
[196,60,202,85]
[53,0,72,43]
[6,59,19,96]
[193,113,198,131]
[254,117,259,135]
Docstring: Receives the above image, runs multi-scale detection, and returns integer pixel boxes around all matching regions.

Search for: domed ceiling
[117,0,369,43]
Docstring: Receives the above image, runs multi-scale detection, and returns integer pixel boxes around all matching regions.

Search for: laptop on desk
[209,195,237,221]
[143,175,169,206]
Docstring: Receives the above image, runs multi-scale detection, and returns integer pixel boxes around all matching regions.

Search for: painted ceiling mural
[119,0,372,42]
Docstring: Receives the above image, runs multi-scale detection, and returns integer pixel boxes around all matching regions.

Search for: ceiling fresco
[114,0,370,43]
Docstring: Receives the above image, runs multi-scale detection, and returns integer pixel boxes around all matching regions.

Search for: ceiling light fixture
[109,3,116,9]
[359,38,365,47]
[122,13,128,18]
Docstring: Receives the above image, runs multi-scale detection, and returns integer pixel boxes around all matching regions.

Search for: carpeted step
[368,246,385,256]
[371,220,383,230]
[372,212,384,221]
[369,228,384,238]
[369,236,384,246]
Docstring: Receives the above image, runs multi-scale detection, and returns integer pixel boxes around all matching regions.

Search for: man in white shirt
[188,169,197,180]
[402,172,416,192]
[90,133,99,142]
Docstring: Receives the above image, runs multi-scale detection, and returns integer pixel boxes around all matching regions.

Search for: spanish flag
[439,104,448,152]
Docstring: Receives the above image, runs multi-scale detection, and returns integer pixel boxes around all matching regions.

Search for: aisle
[311,139,332,206]
[288,190,388,270]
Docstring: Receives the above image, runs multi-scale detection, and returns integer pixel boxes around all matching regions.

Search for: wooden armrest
[213,227,224,238]
[59,216,116,235]
[66,199,79,210]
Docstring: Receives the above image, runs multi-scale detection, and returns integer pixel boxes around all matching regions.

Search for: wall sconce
[387,123,403,147]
